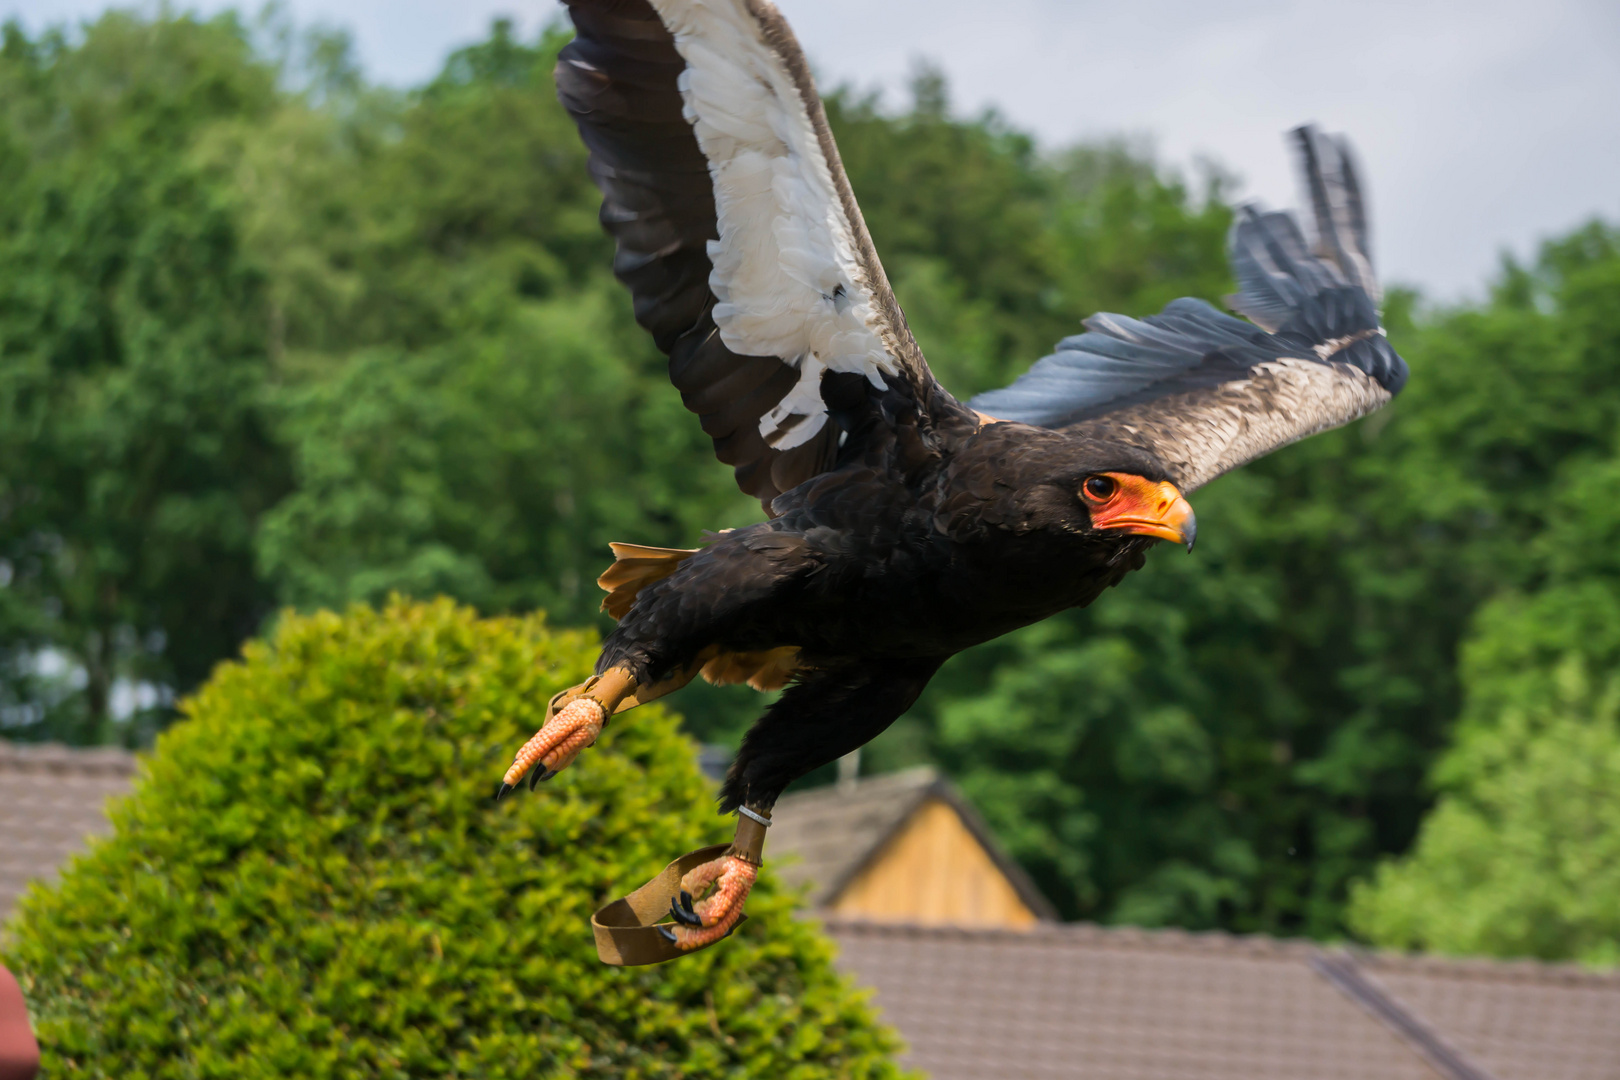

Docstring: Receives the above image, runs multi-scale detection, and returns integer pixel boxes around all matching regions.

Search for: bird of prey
[500,0,1408,954]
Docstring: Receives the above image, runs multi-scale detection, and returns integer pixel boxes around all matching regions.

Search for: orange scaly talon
[666,854,756,950]
[502,697,606,789]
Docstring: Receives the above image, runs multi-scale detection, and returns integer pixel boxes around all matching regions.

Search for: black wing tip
[1382,346,1410,396]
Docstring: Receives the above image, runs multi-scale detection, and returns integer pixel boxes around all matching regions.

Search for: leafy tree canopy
[1348,651,1620,965]
[0,12,287,743]
[1350,227,1620,960]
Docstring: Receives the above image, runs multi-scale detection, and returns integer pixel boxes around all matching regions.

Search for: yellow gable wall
[827,797,1040,928]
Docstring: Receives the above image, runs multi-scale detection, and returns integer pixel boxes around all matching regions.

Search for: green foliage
[257,291,689,616]
[1347,228,1620,960]
[0,13,289,742]
[1,599,905,1078]
[232,21,757,630]
[1348,655,1620,965]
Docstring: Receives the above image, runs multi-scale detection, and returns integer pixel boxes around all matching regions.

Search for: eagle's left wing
[970,127,1408,492]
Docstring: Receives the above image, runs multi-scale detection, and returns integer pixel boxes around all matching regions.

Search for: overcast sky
[6,0,1619,301]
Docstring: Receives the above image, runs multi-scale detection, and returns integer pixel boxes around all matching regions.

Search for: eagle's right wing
[970,128,1408,493]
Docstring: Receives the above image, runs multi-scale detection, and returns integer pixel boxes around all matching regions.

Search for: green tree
[0,13,289,743]
[1348,645,1620,965]
[1348,227,1620,959]
[1,598,906,1078]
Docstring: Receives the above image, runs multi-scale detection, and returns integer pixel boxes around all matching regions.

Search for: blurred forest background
[2,10,1618,962]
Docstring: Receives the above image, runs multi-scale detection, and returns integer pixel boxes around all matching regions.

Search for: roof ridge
[1352,944,1620,987]
[813,777,940,903]
[822,917,1320,957]
[922,783,1060,922]
[0,740,138,776]
[1310,949,1500,1080]
[777,768,1059,920]
[821,918,1620,982]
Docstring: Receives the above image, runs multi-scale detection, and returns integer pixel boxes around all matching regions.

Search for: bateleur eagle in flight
[500,0,1409,954]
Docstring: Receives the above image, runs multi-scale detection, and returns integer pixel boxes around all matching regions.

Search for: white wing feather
[653,0,897,450]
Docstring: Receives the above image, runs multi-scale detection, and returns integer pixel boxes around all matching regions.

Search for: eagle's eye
[1082,475,1118,502]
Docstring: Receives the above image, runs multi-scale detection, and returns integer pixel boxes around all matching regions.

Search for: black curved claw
[495,782,514,802]
[671,890,703,927]
[528,766,559,791]
[656,924,678,943]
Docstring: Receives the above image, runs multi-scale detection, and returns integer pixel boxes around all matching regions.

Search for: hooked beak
[1086,476,1198,552]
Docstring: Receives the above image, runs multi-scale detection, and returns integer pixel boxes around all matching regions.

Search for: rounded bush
[2,599,903,1078]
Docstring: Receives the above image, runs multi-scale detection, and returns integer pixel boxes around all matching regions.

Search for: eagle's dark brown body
[600,387,1167,811]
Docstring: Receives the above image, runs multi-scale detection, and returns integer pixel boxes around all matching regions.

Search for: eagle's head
[990,427,1197,551]
[1076,470,1196,552]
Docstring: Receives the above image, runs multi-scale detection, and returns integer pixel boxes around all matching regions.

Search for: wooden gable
[768,768,1055,929]
[827,795,1041,927]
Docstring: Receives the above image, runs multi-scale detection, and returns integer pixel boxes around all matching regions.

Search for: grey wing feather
[969,125,1408,492]
[1291,126,1379,305]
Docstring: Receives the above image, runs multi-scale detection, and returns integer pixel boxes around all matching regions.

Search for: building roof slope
[771,768,939,906]
[1363,952,1620,1080]
[0,741,136,924]
[825,920,1620,1080]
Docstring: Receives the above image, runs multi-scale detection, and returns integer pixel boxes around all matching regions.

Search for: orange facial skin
[1081,472,1197,551]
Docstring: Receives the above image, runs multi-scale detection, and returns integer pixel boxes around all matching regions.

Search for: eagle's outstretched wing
[556,0,960,512]
[970,127,1409,492]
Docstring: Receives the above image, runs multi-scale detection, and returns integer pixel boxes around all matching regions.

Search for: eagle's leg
[660,658,943,948]
[500,523,809,799]
[498,666,640,796]
[663,806,769,950]
[719,658,945,812]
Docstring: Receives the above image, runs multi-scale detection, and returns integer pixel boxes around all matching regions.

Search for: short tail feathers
[598,540,800,692]
[597,543,698,620]
[699,647,800,693]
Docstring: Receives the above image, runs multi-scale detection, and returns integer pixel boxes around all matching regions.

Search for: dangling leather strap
[591,843,740,965]
[591,806,770,966]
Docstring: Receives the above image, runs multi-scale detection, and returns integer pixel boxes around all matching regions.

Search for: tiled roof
[770,767,1057,920]
[0,741,136,925]
[1363,952,1620,1080]
[825,920,1620,1080]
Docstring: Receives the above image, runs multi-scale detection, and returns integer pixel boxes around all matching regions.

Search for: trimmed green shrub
[2,599,904,1078]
